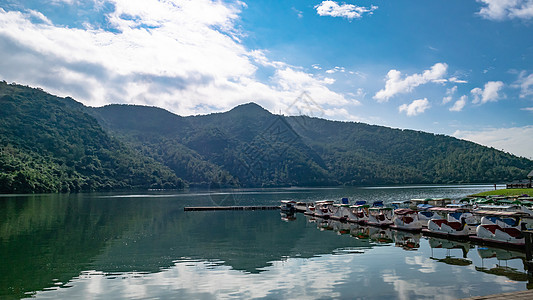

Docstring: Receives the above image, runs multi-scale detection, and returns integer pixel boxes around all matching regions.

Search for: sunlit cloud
[471,81,504,104]
[0,1,355,119]
[315,1,378,20]
[398,98,430,116]
[449,95,467,112]
[477,0,533,21]
[515,71,533,98]
[443,86,457,104]
[374,63,448,103]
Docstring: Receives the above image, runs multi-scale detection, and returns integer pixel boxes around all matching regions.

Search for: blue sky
[0,0,532,158]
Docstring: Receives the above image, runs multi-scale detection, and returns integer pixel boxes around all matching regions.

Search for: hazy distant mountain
[1,81,532,193]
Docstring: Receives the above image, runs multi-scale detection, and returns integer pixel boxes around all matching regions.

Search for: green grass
[470,188,533,197]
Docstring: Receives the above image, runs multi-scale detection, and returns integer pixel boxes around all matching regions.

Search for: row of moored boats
[281,196,533,247]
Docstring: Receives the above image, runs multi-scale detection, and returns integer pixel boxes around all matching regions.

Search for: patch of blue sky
[3,0,117,32]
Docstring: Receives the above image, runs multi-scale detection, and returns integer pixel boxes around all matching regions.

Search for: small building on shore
[506,170,533,189]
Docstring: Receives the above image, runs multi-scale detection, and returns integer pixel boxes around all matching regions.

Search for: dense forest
[1,82,532,193]
[0,82,184,193]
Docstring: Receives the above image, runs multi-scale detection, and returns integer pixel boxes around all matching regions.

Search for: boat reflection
[393,230,421,251]
[428,236,472,258]
[426,237,473,265]
[305,217,533,287]
[369,227,394,244]
[476,247,530,283]
[280,211,296,222]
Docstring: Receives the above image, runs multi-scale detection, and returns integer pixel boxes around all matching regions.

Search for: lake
[1,185,531,299]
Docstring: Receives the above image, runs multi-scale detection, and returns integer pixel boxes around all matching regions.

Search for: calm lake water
[1,185,531,299]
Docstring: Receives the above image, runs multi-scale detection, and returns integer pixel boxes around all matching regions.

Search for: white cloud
[398,98,430,116]
[477,0,533,21]
[515,71,533,98]
[292,7,303,19]
[315,1,378,20]
[0,1,356,117]
[50,0,79,5]
[471,81,504,104]
[522,107,533,111]
[454,126,533,159]
[442,86,457,104]
[374,63,448,103]
[450,95,467,112]
[449,77,468,84]
[325,66,345,74]
[273,67,355,107]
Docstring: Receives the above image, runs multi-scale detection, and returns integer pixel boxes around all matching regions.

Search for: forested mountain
[1,82,532,193]
[0,82,184,193]
[92,102,533,188]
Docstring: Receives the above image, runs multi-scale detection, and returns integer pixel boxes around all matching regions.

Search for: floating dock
[184,206,280,211]
[461,289,533,300]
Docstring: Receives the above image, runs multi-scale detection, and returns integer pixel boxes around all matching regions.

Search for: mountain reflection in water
[0,186,532,299]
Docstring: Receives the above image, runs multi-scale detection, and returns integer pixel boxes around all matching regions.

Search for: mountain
[0,81,184,193]
[286,116,532,184]
[1,81,532,193]
[92,102,533,187]
[92,102,332,187]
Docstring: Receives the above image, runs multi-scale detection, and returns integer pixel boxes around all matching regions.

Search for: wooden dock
[184,206,280,211]
[461,289,533,299]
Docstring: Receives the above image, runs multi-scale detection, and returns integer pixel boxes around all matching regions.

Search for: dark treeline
[1,82,532,193]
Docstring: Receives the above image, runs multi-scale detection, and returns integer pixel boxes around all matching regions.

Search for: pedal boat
[472,210,529,246]
[425,207,478,237]
[367,207,394,226]
[280,200,296,213]
[313,200,334,219]
[346,204,370,224]
[390,208,421,231]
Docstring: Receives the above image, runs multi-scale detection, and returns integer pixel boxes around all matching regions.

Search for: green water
[1,185,531,299]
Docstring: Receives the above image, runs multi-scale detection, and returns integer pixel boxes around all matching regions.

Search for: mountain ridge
[1,81,532,192]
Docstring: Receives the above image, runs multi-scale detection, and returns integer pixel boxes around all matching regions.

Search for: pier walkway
[184,206,280,211]
[462,289,533,299]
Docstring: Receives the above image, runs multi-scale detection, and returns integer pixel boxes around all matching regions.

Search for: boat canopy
[417,204,433,210]
[372,201,384,207]
[341,197,349,204]
[350,204,370,208]
[315,200,334,204]
[446,203,470,209]
[394,208,417,215]
[369,207,393,211]
[476,204,520,211]
[475,198,495,204]
[428,207,469,213]
[496,199,514,205]
[355,200,367,205]
[411,199,428,204]
[281,200,296,204]
[473,210,529,217]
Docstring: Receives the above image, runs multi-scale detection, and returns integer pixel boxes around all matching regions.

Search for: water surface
[1,185,531,299]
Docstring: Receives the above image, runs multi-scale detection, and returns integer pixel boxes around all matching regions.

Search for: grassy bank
[470,188,533,197]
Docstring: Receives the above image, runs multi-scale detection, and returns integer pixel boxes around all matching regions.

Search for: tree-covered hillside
[93,102,533,188]
[0,82,184,193]
[1,82,532,193]
[286,116,533,185]
[92,103,332,187]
